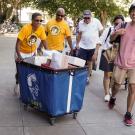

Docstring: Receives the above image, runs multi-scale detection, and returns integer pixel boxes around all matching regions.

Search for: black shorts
[77,48,95,61]
[99,50,114,72]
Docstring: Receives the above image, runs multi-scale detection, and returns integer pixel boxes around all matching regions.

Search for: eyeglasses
[84,17,90,20]
[34,19,43,22]
[56,14,65,17]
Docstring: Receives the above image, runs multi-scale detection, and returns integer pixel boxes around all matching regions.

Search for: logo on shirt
[27,33,38,46]
[50,25,60,35]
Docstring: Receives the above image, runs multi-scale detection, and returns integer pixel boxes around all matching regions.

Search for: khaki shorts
[112,66,135,84]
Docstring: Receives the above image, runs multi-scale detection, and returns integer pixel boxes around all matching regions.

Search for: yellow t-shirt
[45,19,71,51]
[18,24,46,53]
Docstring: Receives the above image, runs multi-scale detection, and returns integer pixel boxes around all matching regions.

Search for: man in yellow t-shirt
[15,12,47,61]
[44,8,73,53]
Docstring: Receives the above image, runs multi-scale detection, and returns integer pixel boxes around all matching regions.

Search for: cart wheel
[49,117,56,126]
[73,112,77,119]
[24,104,28,111]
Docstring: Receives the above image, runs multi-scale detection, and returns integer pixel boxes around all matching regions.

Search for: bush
[17,23,24,30]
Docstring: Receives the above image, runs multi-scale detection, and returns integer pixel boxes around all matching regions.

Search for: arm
[38,26,48,51]
[41,40,48,50]
[93,19,103,60]
[15,38,23,61]
[99,29,103,36]
[37,40,47,55]
[94,44,101,54]
[110,28,126,43]
[92,43,101,61]
[15,25,26,60]
[110,31,120,43]
[76,32,82,49]
[66,36,73,54]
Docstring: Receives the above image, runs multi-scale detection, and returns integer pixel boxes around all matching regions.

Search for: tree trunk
[100,10,108,28]
[8,0,20,22]
[9,8,16,20]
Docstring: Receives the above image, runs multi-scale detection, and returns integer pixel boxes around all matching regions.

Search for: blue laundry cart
[16,61,88,125]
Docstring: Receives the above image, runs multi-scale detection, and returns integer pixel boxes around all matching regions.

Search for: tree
[0,0,21,23]
[20,0,133,26]
[9,0,21,23]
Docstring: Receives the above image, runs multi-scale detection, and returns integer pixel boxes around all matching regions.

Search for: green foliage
[17,23,24,30]
[1,0,132,23]
[18,0,133,25]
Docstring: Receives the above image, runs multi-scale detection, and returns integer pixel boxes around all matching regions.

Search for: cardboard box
[50,53,68,69]
[24,56,48,66]
[68,56,86,67]
[43,50,59,59]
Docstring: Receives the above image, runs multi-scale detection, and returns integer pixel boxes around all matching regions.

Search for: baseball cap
[83,10,91,17]
[129,3,135,13]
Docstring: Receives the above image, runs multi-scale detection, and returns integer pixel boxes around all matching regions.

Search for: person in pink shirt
[108,3,135,126]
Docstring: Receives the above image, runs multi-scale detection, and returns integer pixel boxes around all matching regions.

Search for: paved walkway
[0,35,135,135]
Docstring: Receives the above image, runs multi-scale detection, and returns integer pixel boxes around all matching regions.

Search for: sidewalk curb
[0,33,17,37]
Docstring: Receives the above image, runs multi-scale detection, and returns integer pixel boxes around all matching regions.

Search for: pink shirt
[115,22,135,69]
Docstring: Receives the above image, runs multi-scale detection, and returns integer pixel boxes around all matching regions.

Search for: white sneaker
[86,77,90,84]
[104,94,110,102]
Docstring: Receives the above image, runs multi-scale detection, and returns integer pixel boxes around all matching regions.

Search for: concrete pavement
[0,35,135,135]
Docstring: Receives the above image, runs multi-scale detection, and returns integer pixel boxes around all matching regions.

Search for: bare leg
[87,61,93,76]
[15,72,19,84]
[109,66,126,109]
[127,84,135,113]
[111,82,121,97]
[103,72,111,95]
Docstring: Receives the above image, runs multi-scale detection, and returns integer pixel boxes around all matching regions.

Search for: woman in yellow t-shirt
[14,13,48,93]
[15,12,47,61]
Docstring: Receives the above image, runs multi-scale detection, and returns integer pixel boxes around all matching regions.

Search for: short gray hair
[56,8,65,15]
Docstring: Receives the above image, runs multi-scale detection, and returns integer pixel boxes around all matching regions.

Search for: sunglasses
[56,14,65,17]
[84,17,90,20]
[34,19,43,22]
